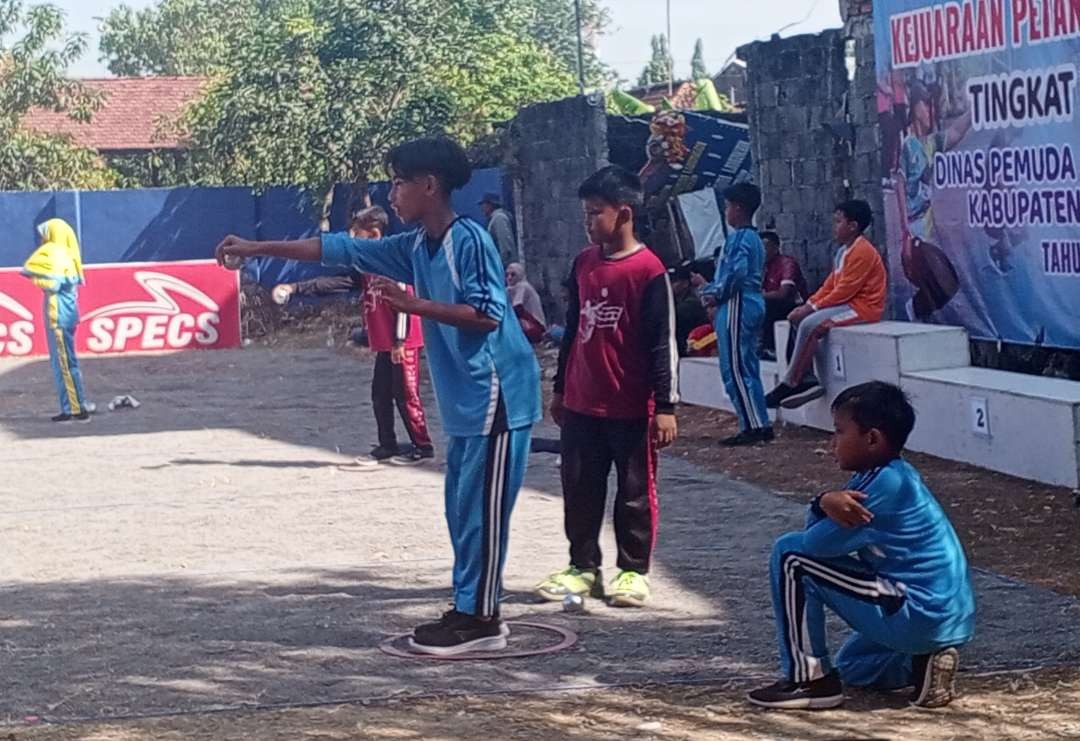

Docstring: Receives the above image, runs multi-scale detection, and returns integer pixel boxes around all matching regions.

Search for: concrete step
[903,367,1080,488]
[773,320,971,431]
[678,355,779,424]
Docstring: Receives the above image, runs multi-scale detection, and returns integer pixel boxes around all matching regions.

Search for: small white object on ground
[108,395,141,411]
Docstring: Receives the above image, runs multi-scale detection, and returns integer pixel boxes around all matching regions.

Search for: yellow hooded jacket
[22,219,85,329]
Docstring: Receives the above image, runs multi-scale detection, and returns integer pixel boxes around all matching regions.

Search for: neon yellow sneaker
[534,566,602,602]
[607,570,650,607]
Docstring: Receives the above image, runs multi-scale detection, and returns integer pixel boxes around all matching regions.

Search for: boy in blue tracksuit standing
[22,218,91,422]
[748,381,975,710]
[215,138,541,656]
[696,183,772,446]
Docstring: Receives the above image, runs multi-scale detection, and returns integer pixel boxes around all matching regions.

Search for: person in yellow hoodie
[22,219,91,422]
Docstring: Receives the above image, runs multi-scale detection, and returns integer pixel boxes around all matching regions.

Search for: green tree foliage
[175,0,582,208]
[97,0,257,76]
[523,0,612,87]
[691,38,708,80]
[98,0,611,196]
[99,0,612,85]
[0,0,116,190]
[637,34,671,88]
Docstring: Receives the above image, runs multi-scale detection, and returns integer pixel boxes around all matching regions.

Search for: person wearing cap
[479,192,518,265]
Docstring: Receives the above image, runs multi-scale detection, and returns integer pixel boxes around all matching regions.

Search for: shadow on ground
[3,348,1080,730]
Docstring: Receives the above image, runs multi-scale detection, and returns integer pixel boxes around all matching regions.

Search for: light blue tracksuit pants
[444,424,532,617]
[716,292,770,432]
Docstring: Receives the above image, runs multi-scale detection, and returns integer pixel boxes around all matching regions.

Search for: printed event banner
[874,0,1080,349]
[0,260,241,358]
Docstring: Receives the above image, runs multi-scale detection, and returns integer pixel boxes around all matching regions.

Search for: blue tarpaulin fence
[0,168,506,289]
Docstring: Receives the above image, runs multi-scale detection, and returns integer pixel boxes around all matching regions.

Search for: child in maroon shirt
[273,207,432,464]
[536,166,679,608]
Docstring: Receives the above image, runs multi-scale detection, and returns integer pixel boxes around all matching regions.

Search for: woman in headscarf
[22,219,91,422]
[504,262,546,344]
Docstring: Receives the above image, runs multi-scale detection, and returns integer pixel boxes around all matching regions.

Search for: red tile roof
[23,77,207,152]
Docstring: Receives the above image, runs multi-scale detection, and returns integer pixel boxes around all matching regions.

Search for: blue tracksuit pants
[716,293,770,432]
[445,424,532,617]
[770,531,955,689]
[44,293,88,415]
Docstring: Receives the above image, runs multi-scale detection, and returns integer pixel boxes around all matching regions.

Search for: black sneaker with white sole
[911,647,959,708]
[765,383,797,409]
[409,609,507,656]
[779,380,826,409]
[369,445,401,461]
[389,445,435,466]
[747,670,844,710]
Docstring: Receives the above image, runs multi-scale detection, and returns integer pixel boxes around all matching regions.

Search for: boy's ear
[866,427,886,449]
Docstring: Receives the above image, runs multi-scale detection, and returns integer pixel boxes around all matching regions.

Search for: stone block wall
[738,31,851,290]
[506,94,608,322]
[737,0,884,293]
[844,2,887,257]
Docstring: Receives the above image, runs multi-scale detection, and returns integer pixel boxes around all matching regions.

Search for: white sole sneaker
[746,693,845,710]
[407,634,507,657]
[913,647,959,708]
[780,384,826,409]
[607,593,648,608]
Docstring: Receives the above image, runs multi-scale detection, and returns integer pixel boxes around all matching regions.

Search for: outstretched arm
[217,236,322,264]
[216,231,416,284]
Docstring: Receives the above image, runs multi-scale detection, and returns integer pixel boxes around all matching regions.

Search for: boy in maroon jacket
[536,166,679,607]
[273,207,433,465]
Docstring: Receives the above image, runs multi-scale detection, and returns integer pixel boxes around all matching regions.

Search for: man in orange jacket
[766,200,886,410]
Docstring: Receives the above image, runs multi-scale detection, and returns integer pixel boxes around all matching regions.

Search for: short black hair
[760,230,780,247]
[722,182,761,218]
[385,137,472,194]
[831,381,916,452]
[351,205,389,231]
[835,199,873,233]
[578,165,644,212]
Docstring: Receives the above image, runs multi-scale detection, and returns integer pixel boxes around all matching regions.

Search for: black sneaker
[911,647,959,708]
[369,445,400,461]
[389,445,434,466]
[780,381,825,409]
[73,411,91,423]
[409,609,507,656]
[765,384,797,409]
[51,413,72,423]
[747,670,844,710]
[721,427,774,446]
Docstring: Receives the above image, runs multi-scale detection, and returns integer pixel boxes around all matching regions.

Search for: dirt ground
[4,311,1080,741]
[10,669,1080,740]
[673,399,1080,598]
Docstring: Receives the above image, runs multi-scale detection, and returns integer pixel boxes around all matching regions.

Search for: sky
[52,0,842,81]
